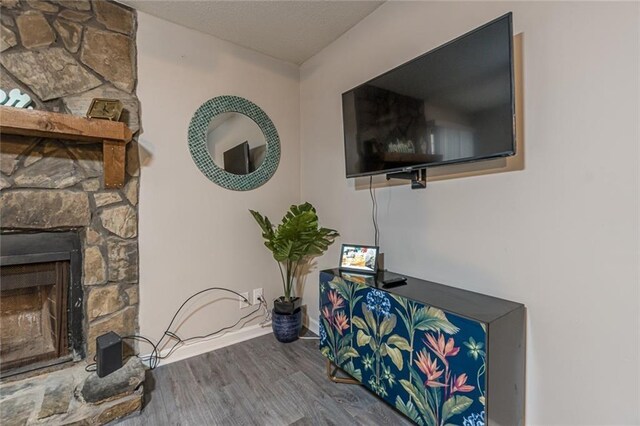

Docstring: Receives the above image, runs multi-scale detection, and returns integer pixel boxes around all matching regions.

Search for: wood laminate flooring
[115,331,412,425]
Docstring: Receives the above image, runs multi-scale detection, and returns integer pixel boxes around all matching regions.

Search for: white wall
[300,2,639,425]
[136,12,300,353]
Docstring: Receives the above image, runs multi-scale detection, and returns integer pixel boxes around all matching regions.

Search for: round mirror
[206,112,267,175]
[188,96,280,191]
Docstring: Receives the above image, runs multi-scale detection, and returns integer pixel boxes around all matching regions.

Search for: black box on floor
[96,331,122,378]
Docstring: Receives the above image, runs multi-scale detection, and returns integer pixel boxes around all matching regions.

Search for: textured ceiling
[118,0,384,65]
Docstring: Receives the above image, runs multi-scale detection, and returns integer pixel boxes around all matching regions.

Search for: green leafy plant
[250,202,339,302]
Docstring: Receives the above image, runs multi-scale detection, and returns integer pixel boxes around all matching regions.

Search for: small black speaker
[96,331,122,378]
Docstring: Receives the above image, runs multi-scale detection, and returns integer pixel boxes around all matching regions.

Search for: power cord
[259,295,272,325]
[179,303,263,343]
[85,355,97,372]
[163,287,250,334]
[369,176,379,246]
[122,287,266,370]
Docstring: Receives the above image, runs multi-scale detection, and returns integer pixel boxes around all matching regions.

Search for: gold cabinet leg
[326,360,361,385]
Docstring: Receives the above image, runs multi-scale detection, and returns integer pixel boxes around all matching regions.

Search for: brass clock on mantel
[86,98,123,121]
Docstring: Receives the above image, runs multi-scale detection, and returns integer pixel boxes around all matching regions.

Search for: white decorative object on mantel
[0,88,34,109]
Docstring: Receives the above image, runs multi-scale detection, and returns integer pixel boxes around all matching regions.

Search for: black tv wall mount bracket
[386,168,427,189]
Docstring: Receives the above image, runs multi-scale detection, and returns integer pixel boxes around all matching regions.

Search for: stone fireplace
[0,0,144,423]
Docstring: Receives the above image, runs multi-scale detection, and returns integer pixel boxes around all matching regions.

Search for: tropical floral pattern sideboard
[319,269,525,426]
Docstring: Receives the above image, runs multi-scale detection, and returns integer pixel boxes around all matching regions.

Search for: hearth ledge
[0,358,145,425]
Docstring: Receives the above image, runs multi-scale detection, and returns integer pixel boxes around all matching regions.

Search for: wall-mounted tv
[342,13,515,178]
[223,141,251,175]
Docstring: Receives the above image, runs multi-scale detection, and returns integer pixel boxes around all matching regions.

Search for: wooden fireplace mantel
[0,106,133,188]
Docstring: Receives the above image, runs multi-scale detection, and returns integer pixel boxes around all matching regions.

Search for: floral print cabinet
[319,270,525,426]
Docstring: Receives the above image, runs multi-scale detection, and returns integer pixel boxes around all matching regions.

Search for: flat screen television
[223,141,251,175]
[342,13,515,178]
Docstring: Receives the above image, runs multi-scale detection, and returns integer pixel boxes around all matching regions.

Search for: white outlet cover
[252,288,263,305]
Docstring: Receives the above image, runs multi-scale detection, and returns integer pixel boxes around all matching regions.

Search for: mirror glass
[206,112,267,175]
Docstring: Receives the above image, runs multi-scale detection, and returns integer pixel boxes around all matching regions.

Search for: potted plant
[250,202,339,342]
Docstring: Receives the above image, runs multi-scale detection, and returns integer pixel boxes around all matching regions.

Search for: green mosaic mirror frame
[188,95,280,191]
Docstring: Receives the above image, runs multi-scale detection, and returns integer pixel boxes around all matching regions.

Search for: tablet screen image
[339,244,378,274]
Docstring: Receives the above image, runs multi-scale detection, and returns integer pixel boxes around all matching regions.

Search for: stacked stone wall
[0,0,141,359]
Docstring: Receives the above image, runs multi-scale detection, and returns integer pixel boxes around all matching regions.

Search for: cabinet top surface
[321,268,524,323]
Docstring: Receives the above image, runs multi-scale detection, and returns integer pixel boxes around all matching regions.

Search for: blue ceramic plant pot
[272,308,302,343]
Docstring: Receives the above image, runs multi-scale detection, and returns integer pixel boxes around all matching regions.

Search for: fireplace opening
[1,262,69,374]
[0,232,84,379]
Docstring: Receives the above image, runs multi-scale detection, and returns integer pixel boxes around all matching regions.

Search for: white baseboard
[306,317,319,335]
[141,322,272,368]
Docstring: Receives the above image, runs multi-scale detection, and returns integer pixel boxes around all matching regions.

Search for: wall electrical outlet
[239,292,250,309]
[252,288,263,306]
